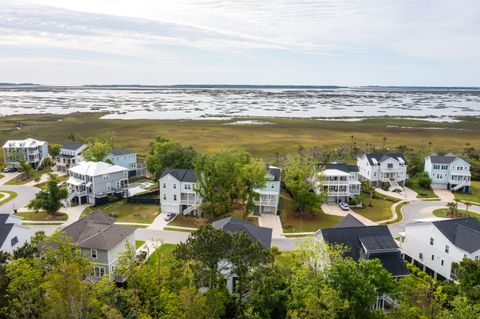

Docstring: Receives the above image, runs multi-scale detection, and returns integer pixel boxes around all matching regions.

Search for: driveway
[433,189,455,202]
[148,212,169,230]
[322,204,377,226]
[376,187,418,201]
[0,185,39,214]
[258,214,284,238]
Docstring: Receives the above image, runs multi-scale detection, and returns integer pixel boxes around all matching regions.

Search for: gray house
[55,142,87,172]
[62,210,136,281]
[159,168,201,216]
[65,161,129,206]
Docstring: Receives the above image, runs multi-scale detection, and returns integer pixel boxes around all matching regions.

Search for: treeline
[1,229,479,319]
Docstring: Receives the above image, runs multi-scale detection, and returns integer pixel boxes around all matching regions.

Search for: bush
[416,172,432,189]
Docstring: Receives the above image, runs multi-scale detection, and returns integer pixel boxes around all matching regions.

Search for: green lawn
[0,174,4,179]
[0,190,18,206]
[279,192,342,233]
[146,244,177,268]
[163,227,193,232]
[82,201,159,224]
[382,202,406,225]
[135,240,146,249]
[455,181,480,204]
[167,209,259,228]
[407,177,438,199]
[432,208,480,220]
[5,166,53,185]
[275,251,296,272]
[35,174,68,190]
[353,197,394,222]
[15,211,68,221]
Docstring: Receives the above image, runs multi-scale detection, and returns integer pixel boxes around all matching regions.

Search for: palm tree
[428,141,432,152]
[383,137,387,150]
[446,202,457,217]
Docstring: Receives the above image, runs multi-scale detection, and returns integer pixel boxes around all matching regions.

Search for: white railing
[183,203,200,215]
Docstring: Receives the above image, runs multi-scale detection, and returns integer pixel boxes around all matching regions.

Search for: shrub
[416,172,432,189]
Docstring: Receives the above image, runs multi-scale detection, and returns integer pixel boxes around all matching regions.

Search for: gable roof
[62,210,135,251]
[427,154,469,165]
[362,153,406,165]
[334,214,365,228]
[266,164,281,181]
[433,217,480,253]
[62,142,85,151]
[110,148,135,156]
[69,161,127,176]
[3,138,47,148]
[212,217,272,248]
[324,162,359,173]
[160,168,197,183]
[0,214,22,248]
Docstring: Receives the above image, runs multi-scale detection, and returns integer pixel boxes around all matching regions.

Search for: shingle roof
[62,210,135,251]
[324,162,359,173]
[212,217,272,248]
[0,224,14,248]
[363,153,406,165]
[370,252,410,277]
[266,164,281,181]
[427,154,469,165]
[160,168,197,182]
[334,214,365,228]
[110,148,134,156]
[433,218,480,253]
[62,142,85,151]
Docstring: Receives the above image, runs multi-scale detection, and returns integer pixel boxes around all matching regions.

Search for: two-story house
[159,168,201,216]
[357,153,408,191]
[105,148,143,177]
[401,217,480,281]
[65,161,129,206]
[62,210,136,282]
[0,214,32,254]
[2,138,49,169]
[55,142,87,172]
[424,153,471,193]
[314,162,361,204]
[253,164,282,215]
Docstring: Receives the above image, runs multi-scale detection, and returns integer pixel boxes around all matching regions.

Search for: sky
[1,0,479,86]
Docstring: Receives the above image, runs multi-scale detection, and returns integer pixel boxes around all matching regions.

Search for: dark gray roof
[363,153,406,165]
[433,218,480,253]
[319,222,408,277]
[110,148,134,156]
[428,154,469,165]
[160,168,197,183]
[324,162,359,173]
[0,214,9,224]
[0,214,16,248]
[334,214,365,228]
[266,164,281,181]
[62,142,85,151]
[62,210,135,251]
[212,217,272,248]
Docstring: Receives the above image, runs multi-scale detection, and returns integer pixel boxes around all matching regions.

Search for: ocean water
[0,86,479,121]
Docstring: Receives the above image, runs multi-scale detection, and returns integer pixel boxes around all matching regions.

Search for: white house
[0,214,32,254]
[400,217,480,280]
[424,153,471,193]
[314,162,361,204]
[55,142,87,172]
[65,161,129,206]
[159,168,201,216]
[62,210,136,282]
[357,153,408,191]
[2,138,49,169]
[253,164,282,215]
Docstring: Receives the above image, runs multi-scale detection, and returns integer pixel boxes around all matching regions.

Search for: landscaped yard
[0,190,18,206]
[5,166,53,185]
[407,177,438,199]
[279,192,342,233]
[135,240,146,249]
[0,174,4,179]
[353,197,393,222]
[432,208,480,220]
[454,181,480,204]
[82,200,160,224]
[35,174,68,190]
[15,211,68,221]
[146,243,177,268]
[167,208,259,229]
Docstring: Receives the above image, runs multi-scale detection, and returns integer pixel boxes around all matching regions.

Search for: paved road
[0,185,39,214]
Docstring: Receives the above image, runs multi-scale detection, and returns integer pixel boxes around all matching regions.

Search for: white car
[164,212,176,221]
[339,202,350,211]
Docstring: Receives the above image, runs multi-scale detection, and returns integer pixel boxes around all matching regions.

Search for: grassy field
[15,211,68,221]
[0,190,18,206]
[1,113,479,159]
[353,197,393,222]
[146,244,177,268]
[5,166,53,185]
[0,174,4,179]
[407,177,438,198]
[455,181,480,204]
[35,174,68,190]
[432,208,480,220]
[279,192,342,233]
[82,201,159,224]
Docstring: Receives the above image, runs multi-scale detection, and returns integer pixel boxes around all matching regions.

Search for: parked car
[339,202,350,211]
[3,166,18,173]
[164,212,176,221]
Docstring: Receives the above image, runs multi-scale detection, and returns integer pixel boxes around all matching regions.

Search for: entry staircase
[388,178,403,192]
[183,203,201,215]
[451,181,468,192]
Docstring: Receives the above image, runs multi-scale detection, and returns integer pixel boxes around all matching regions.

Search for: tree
[28,174,68,215]
[238,160,267,218]
[416,171,432,189]
[178,287,227,319]
[454,259,480,301]
[282,155,323,215]
[48,143,62,159]
[146,136,198,181]
[16,153,32,178]
[82,133,115,162]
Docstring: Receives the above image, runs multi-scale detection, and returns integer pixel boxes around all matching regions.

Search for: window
[445,245,449,253]
[387,163,393,168]
[103,174,109,180]
[271,184,275,189]
[419,253,423,260]
[163,194,166,200]
[173,184,176,189]
[430,237,434,245]
[476,256,480,261]
[91,249,97,259]
[11,236,19,246]
[441,260,444,266]
[174,195,177,201]
[163,183,166,188]
[92,266,105,277]
[431,254,435,261]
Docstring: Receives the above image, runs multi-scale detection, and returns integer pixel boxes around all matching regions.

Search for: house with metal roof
[316,214,410,278]
[424,153,471,193]
[0,214,32,254]
[159,168,201,215]
[2,138,49,169]
[357,153,408,191]
[62,210,136,281]
[314,162,361,204]
[64,161,129,207]
[105,148,144,177]
[55,142,87,172]
[253,164,282,215]
[401,217,480,281]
